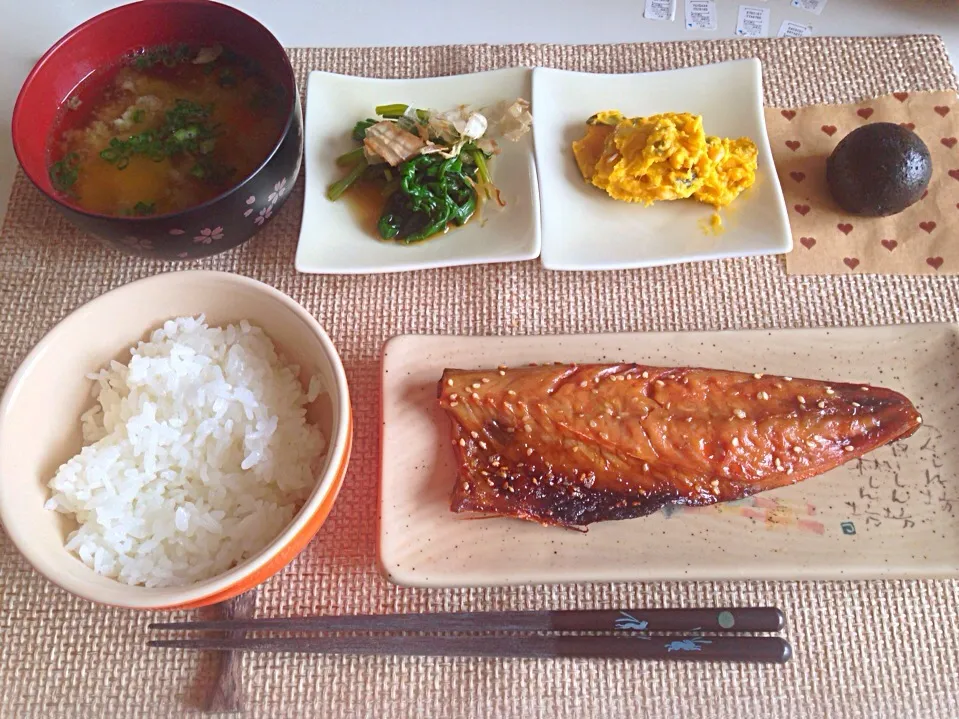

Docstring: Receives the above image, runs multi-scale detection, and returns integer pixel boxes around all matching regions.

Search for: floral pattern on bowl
[193,227,224,245]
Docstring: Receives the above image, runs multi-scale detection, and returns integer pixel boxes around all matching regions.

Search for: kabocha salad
[327,99,532,243]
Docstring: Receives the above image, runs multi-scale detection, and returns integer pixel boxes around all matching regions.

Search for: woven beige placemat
[2,37,959,719]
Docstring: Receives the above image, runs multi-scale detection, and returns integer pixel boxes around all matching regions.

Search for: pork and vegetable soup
[48,44,287,216]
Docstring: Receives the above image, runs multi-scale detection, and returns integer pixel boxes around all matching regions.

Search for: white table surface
[1,0,958,226]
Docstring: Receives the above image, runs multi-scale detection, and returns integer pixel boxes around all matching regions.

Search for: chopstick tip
[778,639,793,664]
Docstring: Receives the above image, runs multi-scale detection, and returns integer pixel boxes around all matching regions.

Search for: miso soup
[47,43,287,216]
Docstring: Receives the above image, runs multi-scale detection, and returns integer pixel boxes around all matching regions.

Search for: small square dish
[296,67,540,274]
[532,60,791,271]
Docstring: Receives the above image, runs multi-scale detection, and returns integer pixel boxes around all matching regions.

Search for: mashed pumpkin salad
[571,110,758,225]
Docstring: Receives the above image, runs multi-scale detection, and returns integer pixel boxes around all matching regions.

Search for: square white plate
[379,326,959,587]
[296,68,541,274]
[532,60,792,270]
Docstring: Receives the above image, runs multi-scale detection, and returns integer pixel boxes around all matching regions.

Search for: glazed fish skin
[438,364,922,528]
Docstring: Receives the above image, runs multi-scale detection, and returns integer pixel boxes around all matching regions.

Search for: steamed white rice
[45,315,327,588]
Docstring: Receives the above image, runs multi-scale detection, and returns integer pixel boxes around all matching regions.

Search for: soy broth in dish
[48,44,287,216]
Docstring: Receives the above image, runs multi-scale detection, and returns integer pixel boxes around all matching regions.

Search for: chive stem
[375,103,409,118]
[327,158,369,201]
[335,147,365,167]
[472,150,492,190]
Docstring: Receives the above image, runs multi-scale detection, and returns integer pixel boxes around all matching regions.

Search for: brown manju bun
[826,122,932,217]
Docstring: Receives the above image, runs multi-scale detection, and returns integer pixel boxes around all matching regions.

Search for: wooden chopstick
[204,589,257,713]
[150,606,784,634]
[149,634,792,663]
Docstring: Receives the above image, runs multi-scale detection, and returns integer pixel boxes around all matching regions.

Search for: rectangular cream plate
[378,325,959,587]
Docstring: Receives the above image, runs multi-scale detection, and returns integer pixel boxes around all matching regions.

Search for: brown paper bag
[766,91,959,275]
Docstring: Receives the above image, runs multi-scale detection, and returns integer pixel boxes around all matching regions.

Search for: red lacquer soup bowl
[11,0,302,261]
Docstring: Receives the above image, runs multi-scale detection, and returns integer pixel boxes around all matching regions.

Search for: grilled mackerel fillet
[438,363,921,527]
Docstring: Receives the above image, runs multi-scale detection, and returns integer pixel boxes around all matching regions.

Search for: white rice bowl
[44,315,327,588]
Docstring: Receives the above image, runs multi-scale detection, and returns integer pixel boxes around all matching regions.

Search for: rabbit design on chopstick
[665,636,712,652]
[614,612,649,632]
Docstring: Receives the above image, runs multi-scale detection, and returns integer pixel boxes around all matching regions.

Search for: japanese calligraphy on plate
[379,324,959,586]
